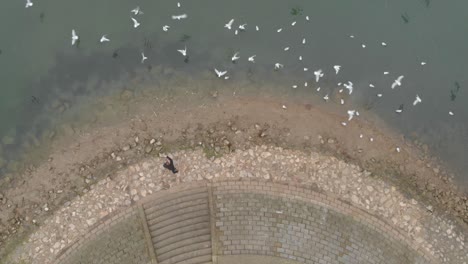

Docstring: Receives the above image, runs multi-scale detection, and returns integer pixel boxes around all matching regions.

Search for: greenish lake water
[0,0,467,185]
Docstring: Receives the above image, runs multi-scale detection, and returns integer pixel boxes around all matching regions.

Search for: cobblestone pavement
[55,208,151,264]
[8,145,468,263]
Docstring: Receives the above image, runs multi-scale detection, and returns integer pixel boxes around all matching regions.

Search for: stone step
[144,192,208,217]
[146,199,208,224]
[157,234,211,256]
[158,248,212,264]
[154,229,210,250]
[142,187,206,210]
[148,208,209,230]
[151,222,210,242]
[157,241,211,262]
[150,215,209,237]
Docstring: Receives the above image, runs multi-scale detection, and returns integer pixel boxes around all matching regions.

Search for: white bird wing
[225,19,234,29]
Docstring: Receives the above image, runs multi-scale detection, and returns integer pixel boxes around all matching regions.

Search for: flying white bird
[214,68,227,78]
[413,95,422,105]
[334,65,341,75]
[391,75,404,89]
[277,28,282,33]
[25,0,33,8]
[248,55,256,62]
[234,30,238,35]
[177,46,187,56]
[131,17,140,28]
[141,53,148,63]
[302,38,306,44]
[71,29,79,46]
[384,71,389,75]
[274,63,283,70]
[284,47,290,51]
[255,26,259,31]
[316,87,321,91]
[369,84,375,88]
[231,52,240,62]
[323,94,329,101]
[314,69,324,82]
[172,14,188,20]
[163,25,170,31]
[344,81,353,94]
[395,105,403,113]
[291,21,296,26]
[238,24,247,30]
[131,6,143,15]
[347,110,356,121]
[449,111,454,116]
[100,35,110,43]
[421,61,427,66]
[225,19,235,30]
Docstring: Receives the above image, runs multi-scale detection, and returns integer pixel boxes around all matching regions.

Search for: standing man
[163,156,178,174]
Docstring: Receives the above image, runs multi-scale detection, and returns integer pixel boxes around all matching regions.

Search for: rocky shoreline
[0,94,467,263]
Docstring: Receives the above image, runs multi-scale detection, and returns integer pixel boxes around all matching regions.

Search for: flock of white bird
[24,0,456,153]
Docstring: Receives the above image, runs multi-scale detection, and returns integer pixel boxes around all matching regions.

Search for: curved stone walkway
[8,146,468,263]
[54,180,433,264]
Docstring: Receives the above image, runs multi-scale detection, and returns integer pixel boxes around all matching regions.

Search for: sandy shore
[0,86,466,263]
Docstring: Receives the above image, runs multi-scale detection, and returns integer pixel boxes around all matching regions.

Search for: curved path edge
[54,179,438,264]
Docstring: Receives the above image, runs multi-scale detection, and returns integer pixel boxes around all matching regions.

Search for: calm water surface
[0,0,467,185]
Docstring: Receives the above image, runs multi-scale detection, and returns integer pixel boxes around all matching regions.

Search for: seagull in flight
[131,6,143,15]
[248,55,256,63]
[274,63,283,70]
[291,21,297,26]
[71,29,79,46]
[177,46,187,56]
[131,17,140,28]
[277,28,282,33]
[391,75,404,89]
[323,94,329,101]
[314,69,324,82]
[396,104,404,113]
[344,81,353,94]
[225,19,235,30]
[25,0,33,8]
[231,52,240,63]
[214,68,227,78]
[347,110,356,121]
[413,95,422,105]
[141,52,148,63]
[334,65,341,75]
[172,14,188,20]
[100,35,110,43]
[163,25,170,31]
[238,24,247,30]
